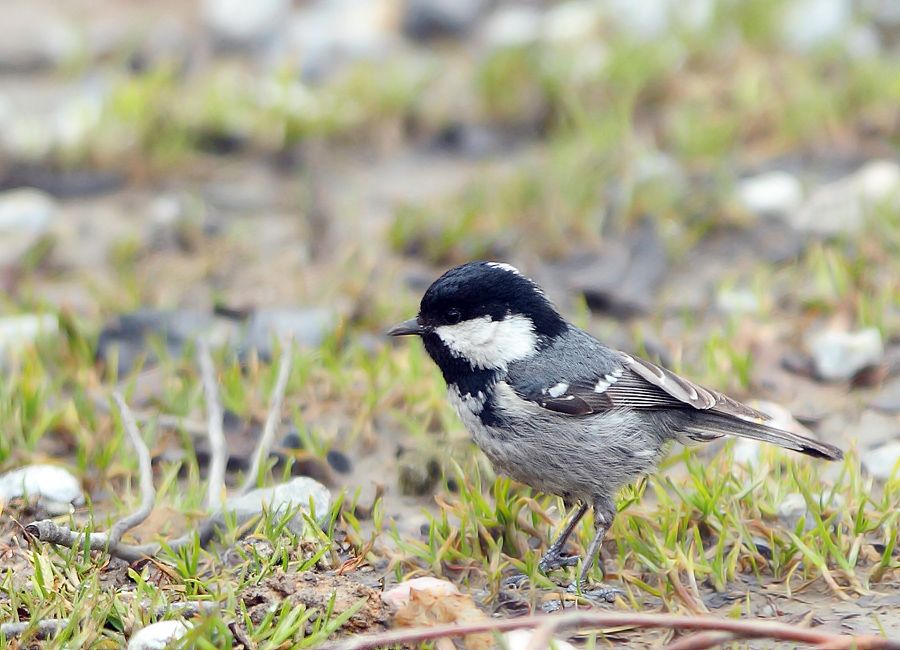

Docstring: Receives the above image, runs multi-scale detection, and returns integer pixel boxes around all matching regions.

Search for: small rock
[481,6,542,49]
[808,327,884,382]
[569,217,668,318]
[287,0,398,81]
[861,441,900,480]
[398,454,441,496]
[733,439,763,466]
[216,477,332,535]
[381,577,459,609]
[0,188,57,232]
[326,449,352,474]
[0,188,58,268]
[241,307,337,359]
[605,0,672,39]
[716,287,760,315]
[777,493,808,527]
[0,464,84,514]
[127,621,190,650]
[735,171,804,218]
[97,310,224,375]
[503,630,578,650]
[202,0,290,48]
[791,160,900,236]
[844,24,882,58]
[783,0,852,51]
[403,0,488,41]
[871,378,900,415]
[0,314,59,362]
[778,491,844,530]
[865,0,900,28]
[543,0,603,44]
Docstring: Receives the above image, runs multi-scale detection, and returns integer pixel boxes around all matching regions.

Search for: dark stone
[326,449,352,474]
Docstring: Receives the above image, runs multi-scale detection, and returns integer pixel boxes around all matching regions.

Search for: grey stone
[503,630,578,650]
[481,7,542,49]
[808,327,884,381]
[605,0,672,39]
[861,441,900,480]
[403,0,488,41]
[0,315,59,364]
[778,491,844,530]
[735,171,804,218]
[570,218,668,318]
[216,477,332,534]
[0,188,56,232]
[543,1,603,44]
[202,0,290,48]
[97,310,224,375]
[783,0,852,51]
[287,0,398,82]
[127,621,190,650]
[0,188,58,267]
[0,464,83,514]
[241,307,337,359]
[862,0,900,28]
[871,378,900,415]
[790,160,900,236]
[777,492,808,527]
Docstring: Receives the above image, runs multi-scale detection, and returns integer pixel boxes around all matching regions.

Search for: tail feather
[685,412,843,461]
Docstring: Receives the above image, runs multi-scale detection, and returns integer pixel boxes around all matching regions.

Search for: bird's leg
[567,499,623,603]
[538,502,589,573]
[503,501,588,588]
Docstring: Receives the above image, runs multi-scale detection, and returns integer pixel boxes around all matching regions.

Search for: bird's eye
[446,308,462,324]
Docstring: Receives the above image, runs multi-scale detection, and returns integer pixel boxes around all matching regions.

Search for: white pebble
[861,441,900,480]
[735,171,804,217]
[808,328,884,381]
[503,629,578,650]
[0,464,83,514]
[127,621,190,650]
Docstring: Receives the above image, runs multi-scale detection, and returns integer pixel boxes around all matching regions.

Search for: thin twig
[0,619,66,639]
[24,520,159,562]
[90,393,208,436]
[324,611,900,650]
[198,342,226,509]
[240,339,293,494]
[108,392,156,545]
[524,619,557,650]
[26,395,157,560]
[664,631,736,650]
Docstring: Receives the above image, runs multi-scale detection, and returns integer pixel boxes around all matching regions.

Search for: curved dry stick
[108,392,156,544]
[27,394,156,559]
[240,339,293,494]
[325,611,900,650]
[198,342,226,509]
[664,631,736,650]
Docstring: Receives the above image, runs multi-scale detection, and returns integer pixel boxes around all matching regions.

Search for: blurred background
[1,0,899,518]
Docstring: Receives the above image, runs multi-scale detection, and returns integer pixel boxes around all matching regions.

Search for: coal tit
[389,261,843,598]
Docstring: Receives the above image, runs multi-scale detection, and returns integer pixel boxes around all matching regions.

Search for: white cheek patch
[435,314,537,369]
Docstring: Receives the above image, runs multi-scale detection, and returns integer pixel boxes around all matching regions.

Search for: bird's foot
[503,550,580,589]
[538,551,580,573]
[502,573,530,589]
[566,581,623,604]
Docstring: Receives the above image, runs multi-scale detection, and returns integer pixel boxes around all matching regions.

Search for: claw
[502,573,530,589]
[538,553,580,573]
[566,582,623,604]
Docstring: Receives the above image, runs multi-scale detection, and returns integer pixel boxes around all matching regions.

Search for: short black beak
[387,317,423,337]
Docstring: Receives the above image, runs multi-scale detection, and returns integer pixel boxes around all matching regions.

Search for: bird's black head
[388,262,567,380]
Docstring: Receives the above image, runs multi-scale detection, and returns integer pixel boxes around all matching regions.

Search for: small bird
[388,261,843,599]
